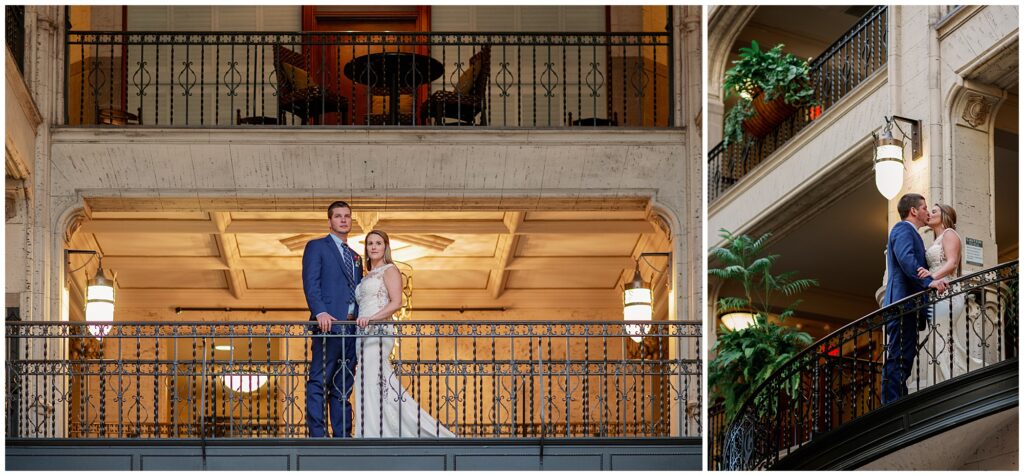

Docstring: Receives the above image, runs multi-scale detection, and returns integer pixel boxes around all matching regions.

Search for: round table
[343,52,444,125]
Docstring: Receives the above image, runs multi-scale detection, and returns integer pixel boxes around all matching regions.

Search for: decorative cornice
[50,128,687,147]
[935,5,984,41]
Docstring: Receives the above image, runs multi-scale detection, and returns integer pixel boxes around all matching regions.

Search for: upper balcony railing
[708,6,887,203]
[715,261,1018,470]
[6,5,26,73]
[65,31,672,129]
[6,320,701,440]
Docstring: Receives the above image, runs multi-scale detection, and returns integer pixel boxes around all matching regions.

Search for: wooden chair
[421,46,491,126]
[274,45,349,125]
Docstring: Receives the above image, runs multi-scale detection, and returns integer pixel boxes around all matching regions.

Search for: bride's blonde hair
[364,230,394,271]
[933,203,958,231]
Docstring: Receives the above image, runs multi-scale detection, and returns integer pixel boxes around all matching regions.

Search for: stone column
[949,83,1004,273]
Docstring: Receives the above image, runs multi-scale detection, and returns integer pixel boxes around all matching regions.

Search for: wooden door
[302,6,430,124]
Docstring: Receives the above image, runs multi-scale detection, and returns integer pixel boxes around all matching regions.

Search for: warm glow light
[222,374,269,393]
[874,130,905,200]
[874,158,904,200]
[720,311,755,331]
[213,344,234,351]
[85,268,114,338]
[624,285,652,343]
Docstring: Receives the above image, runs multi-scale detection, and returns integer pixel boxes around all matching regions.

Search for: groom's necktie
[339,242,355,282]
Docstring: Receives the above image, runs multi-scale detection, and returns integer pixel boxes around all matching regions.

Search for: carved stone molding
[62,208,88,245]
[959,93,996,130]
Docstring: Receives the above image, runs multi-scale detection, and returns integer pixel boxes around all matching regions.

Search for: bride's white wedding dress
[914,229,994,388]
[353,263,455,438]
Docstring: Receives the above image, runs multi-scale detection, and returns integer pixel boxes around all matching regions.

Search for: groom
[303,200,362,437]
[882,193,947,404]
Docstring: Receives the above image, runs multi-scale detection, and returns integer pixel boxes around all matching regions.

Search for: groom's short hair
[327,200,351,218]
[897,193,925,219]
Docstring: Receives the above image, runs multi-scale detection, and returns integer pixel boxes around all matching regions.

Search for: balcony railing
[715,261,1018,470]
[708,5,888,202]
[65,31,672,128]
[6,5,26,73]
[6,320,701,440]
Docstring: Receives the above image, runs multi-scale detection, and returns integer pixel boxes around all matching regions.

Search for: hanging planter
[743,89,799,139]
[722,41,816,146]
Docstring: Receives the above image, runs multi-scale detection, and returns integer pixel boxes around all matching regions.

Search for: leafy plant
[708,229,818,423]
[721,41,816,146]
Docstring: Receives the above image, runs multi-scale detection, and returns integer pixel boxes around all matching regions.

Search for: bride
[913,203,990,385]
[353,230,455,438]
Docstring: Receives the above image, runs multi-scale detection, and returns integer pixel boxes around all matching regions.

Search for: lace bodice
[926,229,958,274]
[355,263,394,318]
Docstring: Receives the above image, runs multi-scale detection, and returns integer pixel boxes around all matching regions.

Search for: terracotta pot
[742,90,797,138]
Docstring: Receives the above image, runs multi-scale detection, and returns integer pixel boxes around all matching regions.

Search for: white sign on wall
[965,237,984,266]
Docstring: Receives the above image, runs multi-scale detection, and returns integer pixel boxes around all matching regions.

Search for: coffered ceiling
[69,206,672,316]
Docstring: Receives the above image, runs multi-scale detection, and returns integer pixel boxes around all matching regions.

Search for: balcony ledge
[6,436,701,470]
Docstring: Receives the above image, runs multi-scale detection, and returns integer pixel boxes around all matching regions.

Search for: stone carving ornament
[960,93,995,129]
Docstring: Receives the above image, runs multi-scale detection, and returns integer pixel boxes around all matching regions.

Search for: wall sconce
[623,252,671,343]
[66,249,115,338]
[873,115,922,200]
[719,309,756,331]
[221,374,270,393]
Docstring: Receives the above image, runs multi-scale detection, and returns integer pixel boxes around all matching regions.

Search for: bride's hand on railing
[928,278,948,294]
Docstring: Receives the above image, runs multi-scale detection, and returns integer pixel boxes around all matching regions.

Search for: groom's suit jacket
[883,220,933,306]
[302,235,362,322]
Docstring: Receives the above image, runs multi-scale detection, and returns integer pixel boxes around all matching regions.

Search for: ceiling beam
[516,220,654,234]
[81,219,218,234]
[211,212,245,300]
[104,255,635,272]
[489,212,524,299]
[115,288,623,310]
[80,218,654,236]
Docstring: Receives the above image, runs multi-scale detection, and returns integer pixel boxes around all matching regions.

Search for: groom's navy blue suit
[882,220,933,404]
[303,235,362,437]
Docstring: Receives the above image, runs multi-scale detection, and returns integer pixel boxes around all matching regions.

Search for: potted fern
[722,41,816,146]
[707,229,818,423]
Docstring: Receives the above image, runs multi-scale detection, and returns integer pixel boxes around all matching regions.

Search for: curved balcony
[715,261,1018,470]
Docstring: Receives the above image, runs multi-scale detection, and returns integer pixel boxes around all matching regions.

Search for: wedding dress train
[353,263,455,437]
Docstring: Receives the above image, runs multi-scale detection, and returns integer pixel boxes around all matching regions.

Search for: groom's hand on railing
[928,278,948,293]
[315,312,338,332]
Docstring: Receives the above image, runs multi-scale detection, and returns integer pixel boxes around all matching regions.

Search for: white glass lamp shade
[623,269,652,343]
[85,267,114,338]
[720,311,755,331]
[222,374,269,393]
[874,133,905,200]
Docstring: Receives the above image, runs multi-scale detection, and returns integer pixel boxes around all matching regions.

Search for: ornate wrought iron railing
[708,5,887,202]
[6,320,701,439]
[717,261,1018,470]
[64,31,671,128]
[6,5,26,73]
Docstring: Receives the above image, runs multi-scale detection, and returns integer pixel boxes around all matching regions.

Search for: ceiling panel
[412,270,491,289]
[436,234,498,256]
[244,270,302,289]
[516,234,639,257]
[90,211,210,220]
[96,233,220,256]
[505,269,620,289]
[236,233,305,257]
[114,269,227,289]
